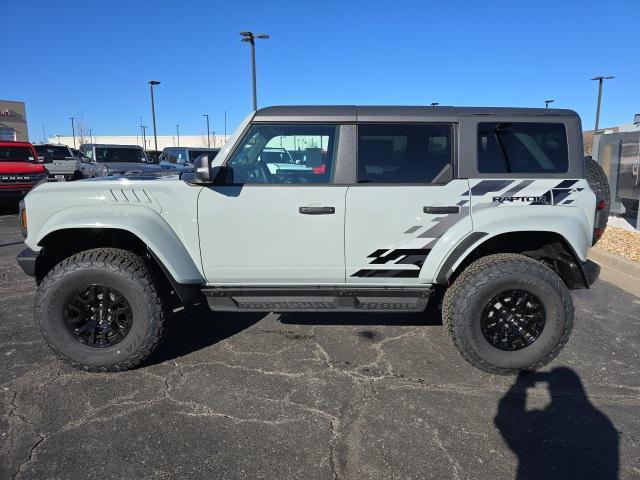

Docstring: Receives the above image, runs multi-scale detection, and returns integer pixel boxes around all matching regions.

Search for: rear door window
[357,124,452,184]
[478,122,568,173]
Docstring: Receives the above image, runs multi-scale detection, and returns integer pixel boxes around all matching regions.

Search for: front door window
[225,124,338,184]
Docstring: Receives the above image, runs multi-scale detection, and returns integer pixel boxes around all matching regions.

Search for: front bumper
[0,185,35,198]
[17,248,37,277]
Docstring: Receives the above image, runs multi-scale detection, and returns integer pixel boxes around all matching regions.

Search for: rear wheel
[35,248,167,371]
[442,253,573,375]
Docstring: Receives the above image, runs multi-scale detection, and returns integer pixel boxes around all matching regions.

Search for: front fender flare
[31,205,204,284]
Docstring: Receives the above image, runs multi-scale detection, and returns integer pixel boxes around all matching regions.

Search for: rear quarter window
[478,122,568,174]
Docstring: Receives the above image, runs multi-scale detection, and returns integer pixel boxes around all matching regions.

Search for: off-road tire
[442,253,573,375]
[34,248,166,372]
[585,156,610,242]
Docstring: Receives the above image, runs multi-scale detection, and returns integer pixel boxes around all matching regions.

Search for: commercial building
[0,100,29,141]
[48,135,229,150]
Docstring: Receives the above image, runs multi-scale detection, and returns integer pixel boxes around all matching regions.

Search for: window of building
[357,124,452,184]
[0,127,16,141]
[225,124,337,184]
[477,122,568,173]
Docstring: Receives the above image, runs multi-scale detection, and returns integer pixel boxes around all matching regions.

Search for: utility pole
[591,76,614,131]
[203,114,211,147]
[240,31,270,111]
[69,117,76,148]
[148,80,161,151]
[175,124,180,146]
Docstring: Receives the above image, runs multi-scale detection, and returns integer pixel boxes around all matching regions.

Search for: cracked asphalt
[0,206,639,480]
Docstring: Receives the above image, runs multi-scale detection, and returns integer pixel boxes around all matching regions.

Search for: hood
[0,162,47,174]
[101,162,165,174]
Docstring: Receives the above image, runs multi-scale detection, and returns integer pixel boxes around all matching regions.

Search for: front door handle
[299,206,335,215]
[423,206,460,214]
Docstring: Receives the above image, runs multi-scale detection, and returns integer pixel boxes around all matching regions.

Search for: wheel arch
[31,208,204,304]
[437,230,590,289]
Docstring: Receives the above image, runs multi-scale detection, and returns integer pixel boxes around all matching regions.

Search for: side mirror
[193,155,213,184]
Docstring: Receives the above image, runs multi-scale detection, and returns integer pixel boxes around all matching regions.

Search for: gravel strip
[597,226,640,263]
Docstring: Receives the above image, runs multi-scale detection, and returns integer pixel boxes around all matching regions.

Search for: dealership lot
[0,210,638,479]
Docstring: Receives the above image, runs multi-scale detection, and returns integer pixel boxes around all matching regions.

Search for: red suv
[0,141,48,200]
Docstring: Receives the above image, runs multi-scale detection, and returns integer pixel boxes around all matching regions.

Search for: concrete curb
[588,247,640,297]
[589,247,640,280]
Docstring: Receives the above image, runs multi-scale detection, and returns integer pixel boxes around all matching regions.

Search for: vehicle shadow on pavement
[145,305,441,365]
[0,200,19,215]
[146,305,265,365]
[495,367,619,480]
[279,307,442,326]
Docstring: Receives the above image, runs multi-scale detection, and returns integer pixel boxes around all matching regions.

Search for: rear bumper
[582,259,601,287]
[17,248,37,277]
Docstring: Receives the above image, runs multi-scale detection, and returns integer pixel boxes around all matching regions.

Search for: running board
[202,286,433,312]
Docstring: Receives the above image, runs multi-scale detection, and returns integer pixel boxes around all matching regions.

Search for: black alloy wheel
[480,289,546,351]
[63,284,133,348]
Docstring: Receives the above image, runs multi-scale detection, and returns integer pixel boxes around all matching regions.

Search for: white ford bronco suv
[16,106,607,374]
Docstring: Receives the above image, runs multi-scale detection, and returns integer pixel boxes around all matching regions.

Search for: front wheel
[442,253,573,375]
[35,248,167,371]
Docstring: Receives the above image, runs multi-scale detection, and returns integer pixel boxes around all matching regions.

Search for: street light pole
[140,125,147,149]
[545,99,555,108]
[175,124,180,146]
[89,129,93,143]
[591,76,614,130]
[240,31,270,111]
[148,80,161,151]
[203,114,210,147]
[69,117,76,148]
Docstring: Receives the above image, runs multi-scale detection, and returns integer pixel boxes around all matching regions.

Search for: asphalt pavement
[0,206,638,480]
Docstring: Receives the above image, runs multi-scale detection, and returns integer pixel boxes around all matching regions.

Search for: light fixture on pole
[148,80,161,151]
[240,31,270,111]
[545,99,555,108]
[591,76,614,130]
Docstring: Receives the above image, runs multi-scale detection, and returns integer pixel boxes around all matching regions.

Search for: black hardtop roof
[254,105,579,122]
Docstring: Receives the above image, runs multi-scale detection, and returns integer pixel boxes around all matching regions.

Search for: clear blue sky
[3,0,638,141]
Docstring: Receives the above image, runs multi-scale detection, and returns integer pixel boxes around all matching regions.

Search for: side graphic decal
[350,179,588,279]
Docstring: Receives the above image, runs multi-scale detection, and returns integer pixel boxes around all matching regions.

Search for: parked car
[159,147,220,172]
[34,144,106,180]
[18,106,607,375]
[79,144,169,176]
[0,141,48,201]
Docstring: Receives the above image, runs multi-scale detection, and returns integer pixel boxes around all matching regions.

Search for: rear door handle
[423,206,460,214]
[299,206,335,215]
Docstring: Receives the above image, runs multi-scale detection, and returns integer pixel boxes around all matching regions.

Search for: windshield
[95,148,147,163]
[34,145,72,159]
[0,146,35,162]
